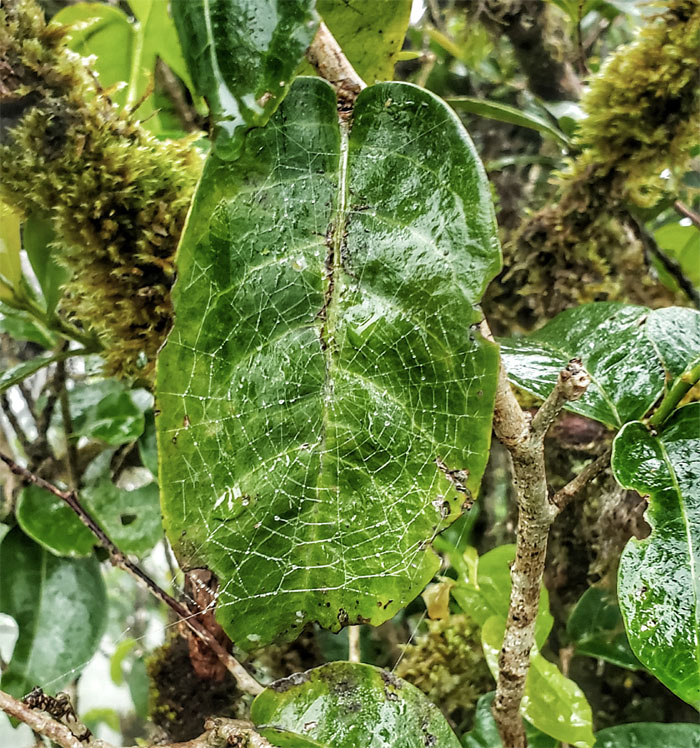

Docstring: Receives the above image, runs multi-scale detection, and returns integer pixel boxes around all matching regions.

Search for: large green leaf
[251,662,461,747]
[23,214,71,315]
[612,403,700,707]
[317,0,412,83]
[499,303,700,429]
[594,722,700,747]
[566,587,640,670]
[172,0,318,159]
[482,617,595,748]
[157,77,501,649]
[0,528,106,697]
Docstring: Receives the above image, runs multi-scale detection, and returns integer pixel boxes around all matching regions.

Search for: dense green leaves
[317,0,412,83]
[0,528,106,697]
[594,722,700,747]
[158,76,501,649]
[251,662,461,747]
[499,303,700,428]
[612,403,700,707]
[567,587,640,670]
[172,0,318,158]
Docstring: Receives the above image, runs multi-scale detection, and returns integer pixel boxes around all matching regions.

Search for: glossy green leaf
[482,616,595,747]
[463,692,557,748]
[447,97,571,147]
[22,214,71,315]
[317,0,412,83]
[157,77,501,649]
[653,222,700,293]
[567,587,640,670]
[251,662,461,747]
[646,306,700,382]
[16,485,96,557]
[16,480,162,557]
[172,0,318,159]
[499,303,664,428]
[0,528,106,697]
[594,722,700,747]
[74,391,146,445]
[612,403,700,707]
[451,545,553,647]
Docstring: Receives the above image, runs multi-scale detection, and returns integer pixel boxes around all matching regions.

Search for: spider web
[156,77,501,650]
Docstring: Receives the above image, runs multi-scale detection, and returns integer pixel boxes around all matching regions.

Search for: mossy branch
[0,0,202,380]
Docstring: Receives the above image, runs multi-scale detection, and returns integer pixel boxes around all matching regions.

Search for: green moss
[486,0,699,331]
[0,0,201,379]
[395,614,492,729]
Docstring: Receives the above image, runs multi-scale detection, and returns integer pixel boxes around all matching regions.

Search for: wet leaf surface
[157,77,501,649]
[251,661,461,747]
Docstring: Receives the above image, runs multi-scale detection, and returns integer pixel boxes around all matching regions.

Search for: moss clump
[395,614,492,730]
[0,0,201,379]
[486,0,699,332]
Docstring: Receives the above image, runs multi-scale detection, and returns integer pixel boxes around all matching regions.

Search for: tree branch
[551,445,612,511]
[306,22,366,111]
[481,320,591,747]
[0,688,272,748]
[674,199,700,231]
[0,452,263,696]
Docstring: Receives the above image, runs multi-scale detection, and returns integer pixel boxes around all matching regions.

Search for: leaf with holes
[157,77,501,649]
[0,528,106,697]
[172,0,318,159]
[612,403,700,707]
[250,662,461,747]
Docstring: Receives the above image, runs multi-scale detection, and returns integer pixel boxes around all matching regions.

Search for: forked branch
[0,452,263,696]
[481,321,598,747]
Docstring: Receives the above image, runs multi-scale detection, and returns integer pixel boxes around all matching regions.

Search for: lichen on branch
[0,0,202,379]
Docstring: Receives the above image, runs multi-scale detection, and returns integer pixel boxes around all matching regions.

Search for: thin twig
[348,625,361,663]
[674,199,700,231]
[0,452,263,696]
[0,689,271,748]
[0,393,32,453]
[481,320,592,747]
[56,360,78,489]
[627,213,700,310]
[551,446,612,511]
[306,22,366,111]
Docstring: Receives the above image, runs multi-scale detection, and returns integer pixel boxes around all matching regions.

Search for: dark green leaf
[22,214,71,315]
[482,617,595,747]
[612,403,700,707]
[138,410,159,476]
[157,78,501,649]
[16,485,96,557]
[463,692,557,748]
[499,303,664,428]
[251,662,461,747]
[16,480,161,557]
[172,0,318,159]
[74,391,146,445]
[0,528,106,697]
[594,722,700,747]
[126,657,149,719]
[567,587,640,670]
[259,726,328,747]
[317,0,412,83]
[447,97,571,147]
